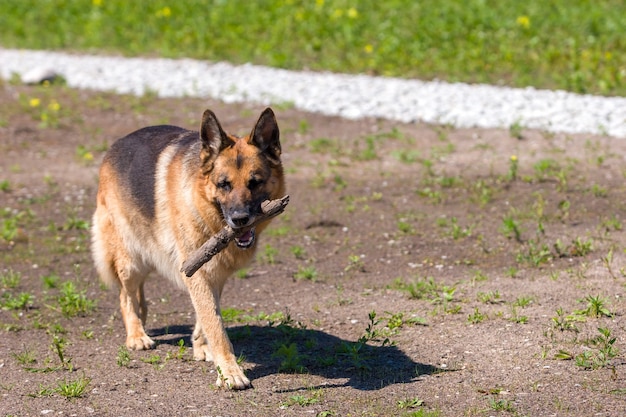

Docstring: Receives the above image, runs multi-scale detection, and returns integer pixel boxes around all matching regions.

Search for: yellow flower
[92,0,102,6]
[516,16,530,29]
[315,0,324,7]
[510,155,518,162]
[29,98,40,107]
[364,44,373,54]
[347,7,358,19]
[156,6,171,18]
[331,9,343,19]
[83,152,94,162]
[48,100,60,112]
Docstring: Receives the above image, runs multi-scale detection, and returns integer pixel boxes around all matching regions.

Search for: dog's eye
[217,180,232,192]
[248,177,264,189]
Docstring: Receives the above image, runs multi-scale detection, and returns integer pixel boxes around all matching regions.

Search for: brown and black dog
[91,108,285,389]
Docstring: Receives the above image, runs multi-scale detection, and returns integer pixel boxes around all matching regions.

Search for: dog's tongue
[235,228,255,249]
[238,230,253,243]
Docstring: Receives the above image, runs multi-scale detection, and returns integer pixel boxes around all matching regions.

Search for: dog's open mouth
[234,228,256,249]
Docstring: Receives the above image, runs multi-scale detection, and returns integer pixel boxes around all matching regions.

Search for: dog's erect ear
[249,108,281,166]
[200,109,234,173]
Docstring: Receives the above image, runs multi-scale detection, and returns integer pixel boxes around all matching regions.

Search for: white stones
[1,48,625,137]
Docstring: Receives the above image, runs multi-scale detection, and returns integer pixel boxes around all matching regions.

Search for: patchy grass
[1,1,626,95]
[0,85,625,416]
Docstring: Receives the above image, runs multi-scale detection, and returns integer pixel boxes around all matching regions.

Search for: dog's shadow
[152,322,441,391]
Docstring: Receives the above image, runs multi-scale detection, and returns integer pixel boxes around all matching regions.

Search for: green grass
[1,1,625,96]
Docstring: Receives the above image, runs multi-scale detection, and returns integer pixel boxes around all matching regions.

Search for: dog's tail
[91,204,120,288]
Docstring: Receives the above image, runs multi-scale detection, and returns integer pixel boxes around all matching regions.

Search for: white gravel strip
[1,48,625,138]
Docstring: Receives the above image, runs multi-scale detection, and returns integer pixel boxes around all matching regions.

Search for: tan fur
[91,109,285,389]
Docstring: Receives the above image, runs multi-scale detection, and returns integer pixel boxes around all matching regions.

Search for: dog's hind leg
[117,263,155,350]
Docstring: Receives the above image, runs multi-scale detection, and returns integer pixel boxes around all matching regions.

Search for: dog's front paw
[215,364,251,390]
[126,334,156,350]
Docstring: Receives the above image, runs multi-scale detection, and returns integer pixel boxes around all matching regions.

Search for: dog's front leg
[186,275,251,390]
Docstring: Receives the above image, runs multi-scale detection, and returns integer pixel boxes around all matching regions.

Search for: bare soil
[1,82,626,417]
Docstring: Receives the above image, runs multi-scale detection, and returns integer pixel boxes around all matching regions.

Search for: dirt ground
[1,81,626,417]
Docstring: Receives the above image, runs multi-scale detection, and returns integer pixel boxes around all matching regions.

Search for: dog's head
[199,108,284,248]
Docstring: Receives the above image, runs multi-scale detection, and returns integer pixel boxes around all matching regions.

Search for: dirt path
[1,82,625,416]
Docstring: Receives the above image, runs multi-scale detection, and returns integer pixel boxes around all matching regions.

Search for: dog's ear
[249,108,281,166]
[200,109,234,173]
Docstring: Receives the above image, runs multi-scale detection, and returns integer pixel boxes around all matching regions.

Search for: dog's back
[91,126,200,288]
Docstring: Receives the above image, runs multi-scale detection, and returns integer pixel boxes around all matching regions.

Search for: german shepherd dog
[91,108,285,389]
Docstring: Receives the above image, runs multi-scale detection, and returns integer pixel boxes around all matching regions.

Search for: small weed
[294,265,318,281]
[55,375,91,398]
[50,334,72,370]
[471,179,493,206]
[0,179,10,192]
[63,213,90,231]
[1,292,34,310]
[600,216,622,232]
[516,239,552,266]
[75,144,95,165]
[260,244,278,264]
[501,215,522,242]
[448,217,473,239]
[344,254,365,272]
[357,135,379,161]
[41,273,60,289]
[174,339,187,360]
[1,208,28,242]
[221,307,246,323]
[506,267,518,278]
[467,308,486,324]
[116,345,132,367]
[601,247,617,279]
[507,155,519,181]
[575,327,618,369]
[416,187,443,204]
[56,281,95,317]
[591,184,608,197]
[551,307,581,332]
[488,397,516,412]
[0,269,21,288]
[281,390,321,407]
[571,237,593,257]
[577,295,612,318]
[309,137,338,154]
[477,291,501,304]
[533,158,559,181]
[141,353,163,368]
[397,397,425,409]
[509,306,529,324]
[273,343,307,373]
[392,149,421,164]
[12,349,37,366]
[513,296,534,308]
[235,268,249,279]
[471,270,489,283]
[397,219,415,234]
[290,245,306,259]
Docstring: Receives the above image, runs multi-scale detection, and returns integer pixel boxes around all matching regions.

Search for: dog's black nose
[230,211,250,228]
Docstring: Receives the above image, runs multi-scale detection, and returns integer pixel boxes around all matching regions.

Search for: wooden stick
[181,195,290,277]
